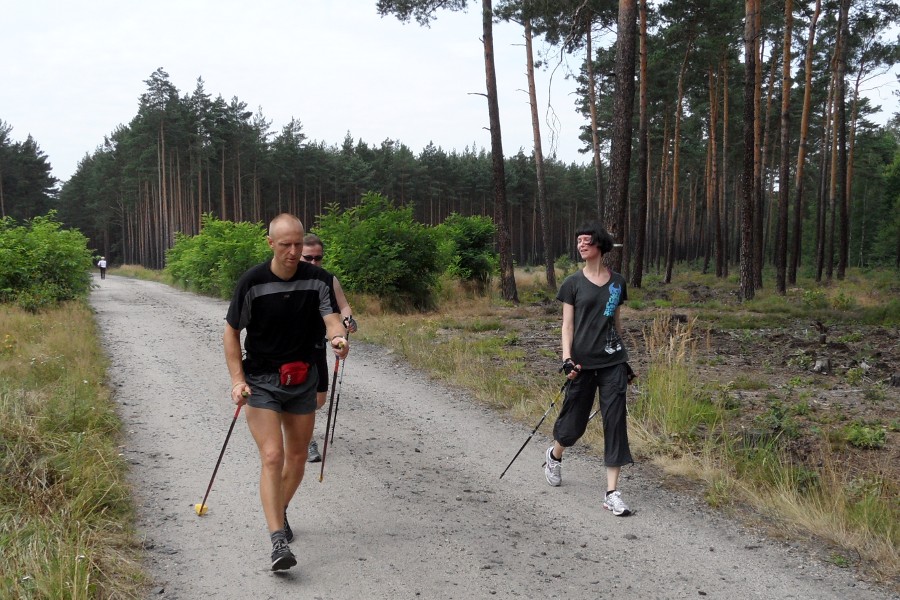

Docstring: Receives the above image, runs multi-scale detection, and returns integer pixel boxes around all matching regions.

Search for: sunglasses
[302,254,324,262]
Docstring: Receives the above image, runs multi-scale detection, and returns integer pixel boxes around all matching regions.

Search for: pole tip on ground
[194,503,209,516]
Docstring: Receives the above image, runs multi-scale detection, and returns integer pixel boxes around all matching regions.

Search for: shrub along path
[88,275,895,598]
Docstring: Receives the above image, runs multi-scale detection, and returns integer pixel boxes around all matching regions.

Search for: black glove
[626,362,637,383]
[343,315,358,333]
[561,358,579,376]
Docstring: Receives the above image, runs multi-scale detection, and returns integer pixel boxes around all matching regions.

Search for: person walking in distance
[299,233,358,463]
[224,214,350,571]
[544,221,634,516]
[97,256,107,279]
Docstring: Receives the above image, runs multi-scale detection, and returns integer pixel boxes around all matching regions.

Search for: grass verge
[635,316,898,581]
[0,301,144,599]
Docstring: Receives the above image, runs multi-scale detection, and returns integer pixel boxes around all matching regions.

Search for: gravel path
[90,276,894,599]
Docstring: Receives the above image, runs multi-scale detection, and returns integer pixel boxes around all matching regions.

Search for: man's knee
[259,446,285,470]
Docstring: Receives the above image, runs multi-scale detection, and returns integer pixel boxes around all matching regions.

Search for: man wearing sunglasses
[299,234,358,465]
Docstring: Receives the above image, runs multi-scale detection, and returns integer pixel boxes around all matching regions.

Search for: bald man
[224,213,349,571]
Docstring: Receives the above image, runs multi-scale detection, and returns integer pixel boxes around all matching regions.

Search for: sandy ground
[89,275,896,600]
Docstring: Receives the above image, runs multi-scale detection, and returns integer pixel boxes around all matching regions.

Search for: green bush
[0,212,93,311]
[831,292,857,311]
[845,422,886,449]
[802,288,828,310]
[555,254,577,278]
[165,214,270,298]
[434,213,497,295]
[314,193,442,310]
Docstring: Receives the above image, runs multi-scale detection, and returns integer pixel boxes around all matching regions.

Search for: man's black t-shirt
[225,260,338,371]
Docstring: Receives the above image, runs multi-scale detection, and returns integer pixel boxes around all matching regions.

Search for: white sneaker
[544,446,561,486]
[603,490,631,516]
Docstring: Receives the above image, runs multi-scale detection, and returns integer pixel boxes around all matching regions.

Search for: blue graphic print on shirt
[604,282,622,317]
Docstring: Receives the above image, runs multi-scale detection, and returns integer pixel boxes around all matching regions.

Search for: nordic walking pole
[499,380,570,479]
[318,352,342,482]
[195,397,245,516]
[328,331,349,445]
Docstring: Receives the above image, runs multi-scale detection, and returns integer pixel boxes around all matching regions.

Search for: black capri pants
[552,362,633,467]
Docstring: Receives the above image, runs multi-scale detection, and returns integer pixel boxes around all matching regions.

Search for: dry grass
[0,302,145,599]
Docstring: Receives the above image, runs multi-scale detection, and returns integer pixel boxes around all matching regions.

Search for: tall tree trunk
[482,0,518,303]
[776,0,793,294]
[707,65,722,277]
[605,0,637,273]
[703,128,712,273]
[586,27,606,219]
[720,57,730,277]
[220,146,227,219]
[760,42,779,272]
[523,17,556,290]
[815,87,832,282]
[826,78,839,282]
[631,0,649,289]
[836,0,851,279]
[740,0,757,301]
[790,0,820,284]
[654,116,670,274]
[752,5,765,289]
[664,43,692,284]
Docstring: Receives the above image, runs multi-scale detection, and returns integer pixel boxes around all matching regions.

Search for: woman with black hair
[544,221,634,516]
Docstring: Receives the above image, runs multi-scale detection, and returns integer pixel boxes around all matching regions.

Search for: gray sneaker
[544,446,561,486]
[603,490,631,516]
[271,538,296,571]
[307,439,321,463]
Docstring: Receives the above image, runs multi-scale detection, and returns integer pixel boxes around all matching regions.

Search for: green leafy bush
[165,214,270,298]
[0,212,93,311]
[434,213,497,295]
[555,254,577,278]
[831,292,857,311]
[314,193,441,310]
[802,289,828,310]
[844,422,886,449]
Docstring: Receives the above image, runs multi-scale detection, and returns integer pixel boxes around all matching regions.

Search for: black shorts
[245,369,318,415]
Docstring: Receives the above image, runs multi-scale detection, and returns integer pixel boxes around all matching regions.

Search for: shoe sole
[271,554,297,571]
[307,455,321,463]
[603,503,631,516]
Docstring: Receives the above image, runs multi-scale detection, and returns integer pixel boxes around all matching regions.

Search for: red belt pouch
[279,360,309,386]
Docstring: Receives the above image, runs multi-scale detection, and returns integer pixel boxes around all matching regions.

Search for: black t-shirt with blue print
[556,269,629,370]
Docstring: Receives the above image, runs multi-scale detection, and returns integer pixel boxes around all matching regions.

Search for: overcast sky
[2,1,897,185]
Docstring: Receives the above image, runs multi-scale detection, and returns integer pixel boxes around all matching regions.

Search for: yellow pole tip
[194,503,209,516]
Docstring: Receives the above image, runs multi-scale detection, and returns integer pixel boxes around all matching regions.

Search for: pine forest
[2,0,899,299]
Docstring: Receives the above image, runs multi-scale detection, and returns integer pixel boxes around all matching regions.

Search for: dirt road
[89,276,893,599]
